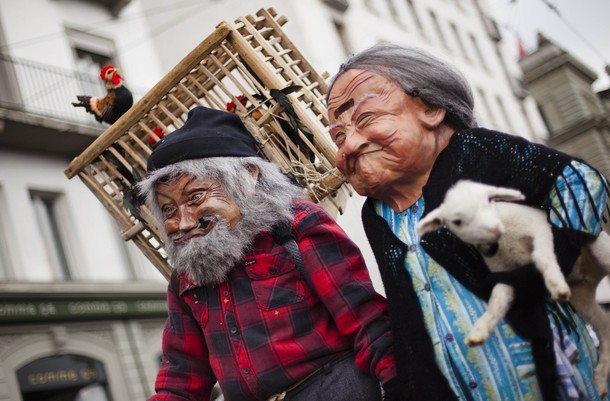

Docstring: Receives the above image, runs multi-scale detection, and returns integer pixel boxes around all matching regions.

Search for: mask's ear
[486,186,525,202]
[413,97,446,130]
[417,208,445,236]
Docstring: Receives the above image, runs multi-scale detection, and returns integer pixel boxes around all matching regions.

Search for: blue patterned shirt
[375,161,609,401]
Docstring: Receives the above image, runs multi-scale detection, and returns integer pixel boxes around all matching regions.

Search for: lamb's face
[417,180,526,247]
[441,183,506,245]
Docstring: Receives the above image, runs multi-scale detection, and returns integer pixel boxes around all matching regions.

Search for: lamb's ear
[417,208,445,236]
[486,186,525,202]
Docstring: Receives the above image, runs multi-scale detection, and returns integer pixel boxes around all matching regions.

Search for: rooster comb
[100,65,123,85]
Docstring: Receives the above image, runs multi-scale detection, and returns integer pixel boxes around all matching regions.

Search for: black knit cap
[147,106,258,172]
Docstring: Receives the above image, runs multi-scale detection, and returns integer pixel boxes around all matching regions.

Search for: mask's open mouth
[171,216,217,245]
[198,216,216,236]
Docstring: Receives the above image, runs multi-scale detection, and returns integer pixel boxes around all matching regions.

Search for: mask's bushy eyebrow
[353,94,377,114]
[158,172,178,183]
[334,98,354,119]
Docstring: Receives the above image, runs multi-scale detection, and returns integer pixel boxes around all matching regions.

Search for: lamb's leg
[466,283,514,346]
[588,232,610,273]
[531,231,571,301]
[570,283,610,398]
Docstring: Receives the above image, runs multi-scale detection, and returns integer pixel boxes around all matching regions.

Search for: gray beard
[164,203,291,286]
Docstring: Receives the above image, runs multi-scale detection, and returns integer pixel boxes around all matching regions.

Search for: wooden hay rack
[64,8,350,280]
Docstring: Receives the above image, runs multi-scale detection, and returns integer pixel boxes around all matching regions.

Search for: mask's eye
[334,131,346,147]
[355,112,374,128]
[451,219,462,227]
[161,205,175,219]
[191,192,203,202]
[330,127,346,147]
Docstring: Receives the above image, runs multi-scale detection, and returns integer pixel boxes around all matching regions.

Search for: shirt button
[411,204,419,213]
[269,268,277,275]
[243,368,250,374]
[424,283,431,291]
[230,327,237,334]
[408,244,417,252]
[446,333,454,342]
[469,381,477,389]
[223,290,229,296]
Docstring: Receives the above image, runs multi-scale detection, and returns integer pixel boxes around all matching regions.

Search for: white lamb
[417,180,610,397]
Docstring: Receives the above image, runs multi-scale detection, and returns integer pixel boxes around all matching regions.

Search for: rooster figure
[72,65,133,125]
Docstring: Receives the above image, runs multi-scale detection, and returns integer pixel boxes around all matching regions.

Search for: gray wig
[327,42,477,130]
[137,156,305,237]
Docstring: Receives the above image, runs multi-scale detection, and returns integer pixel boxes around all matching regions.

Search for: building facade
[0,0,591,400]
[520,33,610,180]
[0,1,167,400]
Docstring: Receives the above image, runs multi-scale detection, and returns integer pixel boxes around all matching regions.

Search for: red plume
[148,126,165,144]
[226,95,248,113]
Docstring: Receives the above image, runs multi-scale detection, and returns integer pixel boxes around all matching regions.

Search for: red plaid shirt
[149,200,396,401]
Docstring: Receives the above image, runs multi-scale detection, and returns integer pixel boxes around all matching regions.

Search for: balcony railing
[0,53,143,127]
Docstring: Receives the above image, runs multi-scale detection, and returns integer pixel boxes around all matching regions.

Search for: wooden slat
[230,19,338,167]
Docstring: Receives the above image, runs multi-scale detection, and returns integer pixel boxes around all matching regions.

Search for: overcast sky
[487,0,610,90]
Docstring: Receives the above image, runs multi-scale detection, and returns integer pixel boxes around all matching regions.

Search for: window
[537,105,554,134]
[75,48,112,75]
[0,186,13,279]
[0,214,9,279]
[450,22,470,62]
[405,0,424,32]
[385,0,403,26]
[429,11,449,51]
[495,95,513,131]
[66,28,117,97]
[482,14,502,42]
[30,191,72,280]
[111,218,149,280]
[538,99,564,134]
[476,88,497,128]
[322,0,349,13]
[332,19,352,57]
[115,226,138,280]
[0,26,22,107]
[469,33,489,71]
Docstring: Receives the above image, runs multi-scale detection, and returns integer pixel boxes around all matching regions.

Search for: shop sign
[0,298,167,322]
[17,354,107,392]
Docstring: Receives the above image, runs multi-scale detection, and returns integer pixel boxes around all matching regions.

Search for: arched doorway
[17,354,112,401]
